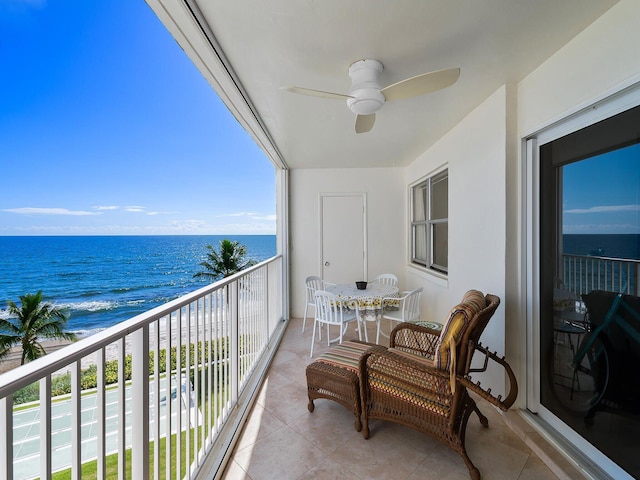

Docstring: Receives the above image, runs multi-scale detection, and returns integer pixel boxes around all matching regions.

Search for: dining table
[326,282,400,324]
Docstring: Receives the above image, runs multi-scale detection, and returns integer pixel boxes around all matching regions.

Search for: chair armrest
[389,322,440,358]
[459,342,518,411]
[381,291,410,303]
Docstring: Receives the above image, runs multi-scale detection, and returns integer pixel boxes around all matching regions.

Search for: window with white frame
[411,169,448,273]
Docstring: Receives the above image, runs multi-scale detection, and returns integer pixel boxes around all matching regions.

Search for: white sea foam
[55,300,118,312]
[72,328,106,337]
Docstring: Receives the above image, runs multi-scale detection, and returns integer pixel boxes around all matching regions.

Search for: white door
[321,193,367,283]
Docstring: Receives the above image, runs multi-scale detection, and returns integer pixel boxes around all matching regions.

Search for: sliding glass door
[537,105,640,479]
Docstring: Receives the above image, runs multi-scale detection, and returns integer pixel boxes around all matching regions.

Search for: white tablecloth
[327,283,399,322]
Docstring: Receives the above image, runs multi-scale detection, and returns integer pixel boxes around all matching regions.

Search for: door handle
[324,261,330,266]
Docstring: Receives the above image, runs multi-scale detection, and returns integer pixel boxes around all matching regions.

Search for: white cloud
[124,206,146,212]
[3,207,100,216]
[220,212,258,217]
[219,212,275,221]
[253,214,276,221]
[93,205,119,211]
[565,204,640,214]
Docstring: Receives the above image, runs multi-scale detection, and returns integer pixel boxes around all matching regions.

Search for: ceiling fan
[281,59,460,134]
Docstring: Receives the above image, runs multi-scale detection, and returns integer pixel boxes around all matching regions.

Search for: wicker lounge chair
[359,291,517,480]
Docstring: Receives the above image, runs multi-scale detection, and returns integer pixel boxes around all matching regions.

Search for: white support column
[132,325,150,480]
[276,168,290,321]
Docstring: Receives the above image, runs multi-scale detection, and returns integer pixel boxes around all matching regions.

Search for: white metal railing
[561,253,640,297]
[0,255,284,480]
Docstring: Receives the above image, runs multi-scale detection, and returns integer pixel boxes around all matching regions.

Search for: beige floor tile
[516,454,559,480]
[224,318,562,480]
[330,422,429,480]
[222,459,253,480]
[288,399,361,455]
[235,403,286,452]
[408,446,471,480]
[259,381,310,426]
[233,426,327,480]
[297,455,364,480]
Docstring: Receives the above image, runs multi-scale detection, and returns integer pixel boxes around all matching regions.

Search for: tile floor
[221,318,563,480]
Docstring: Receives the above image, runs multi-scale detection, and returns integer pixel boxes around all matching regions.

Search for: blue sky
[0,0,276,236]
[563,143,640,234]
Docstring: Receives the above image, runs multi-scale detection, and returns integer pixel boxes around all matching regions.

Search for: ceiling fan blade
[381,68,460,102]
[280,85,352,100]
[355,113,376,134]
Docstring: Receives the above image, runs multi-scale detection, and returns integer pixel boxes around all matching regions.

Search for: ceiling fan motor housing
[347,59,385,115]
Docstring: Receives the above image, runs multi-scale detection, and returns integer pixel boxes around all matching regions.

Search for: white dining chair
[378,287,423,343]
[310,290,361,357]
[302,276,333,333]
[371,273,398,288]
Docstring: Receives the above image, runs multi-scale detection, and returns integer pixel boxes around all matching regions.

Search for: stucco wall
[289,167,405,318]
[405,86,508,390]
[518,0,640,136]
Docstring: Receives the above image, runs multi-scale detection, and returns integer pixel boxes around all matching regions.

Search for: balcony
[221,317,572,480]
[0,258,581,479]
[561,253,640,298]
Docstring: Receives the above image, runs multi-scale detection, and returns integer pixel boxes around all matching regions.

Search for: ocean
[0,235,276,336]
[563,234,640,260]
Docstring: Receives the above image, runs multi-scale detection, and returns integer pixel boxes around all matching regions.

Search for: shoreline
[0,317,197,376]
[0,338,76,375]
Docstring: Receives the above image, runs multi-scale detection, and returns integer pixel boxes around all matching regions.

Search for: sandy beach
[0,315,213,376]
[0,339,75,375]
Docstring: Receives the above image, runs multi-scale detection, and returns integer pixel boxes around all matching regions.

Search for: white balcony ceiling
[151,0,618,169]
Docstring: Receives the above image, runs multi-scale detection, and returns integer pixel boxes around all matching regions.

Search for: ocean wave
[55,300,118,312]
[71,327,106,337]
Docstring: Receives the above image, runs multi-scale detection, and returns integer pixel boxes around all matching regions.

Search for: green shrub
[12,336,234,405]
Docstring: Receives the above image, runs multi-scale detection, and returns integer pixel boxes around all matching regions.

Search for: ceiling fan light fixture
[346,89,385,115]
[347,59,385,115]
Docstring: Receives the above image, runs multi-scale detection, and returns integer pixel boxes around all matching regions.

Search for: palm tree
[0,291,77,365]
[194,239,257,281]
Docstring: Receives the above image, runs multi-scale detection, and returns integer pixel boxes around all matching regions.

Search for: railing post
[132,325,150,480]
[39,376,52,480]
[97,348,106,479]
[230,281,239,402]
[71,361,81,479]
[0,396,13,480]
[117,338,126,478]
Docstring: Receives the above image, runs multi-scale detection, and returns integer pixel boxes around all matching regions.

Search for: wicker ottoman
[306,340,385,431]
